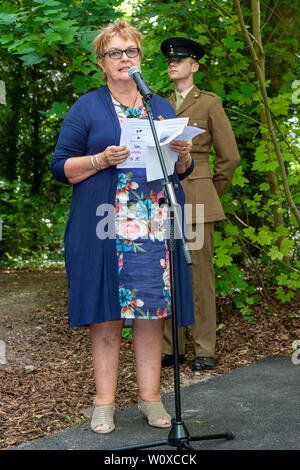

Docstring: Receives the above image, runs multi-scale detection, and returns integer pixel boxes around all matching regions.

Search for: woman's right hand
[101,145,130,169]
[64,145,130,184]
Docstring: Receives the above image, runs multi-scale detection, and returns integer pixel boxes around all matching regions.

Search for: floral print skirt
[115,168,171,320]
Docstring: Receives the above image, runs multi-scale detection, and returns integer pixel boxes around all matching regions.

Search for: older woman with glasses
[51,20,194,436]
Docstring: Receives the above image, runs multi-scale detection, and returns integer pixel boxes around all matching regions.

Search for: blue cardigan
[51,85,194,328]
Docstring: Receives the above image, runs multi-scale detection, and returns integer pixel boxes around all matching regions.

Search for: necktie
[176,93,184,110]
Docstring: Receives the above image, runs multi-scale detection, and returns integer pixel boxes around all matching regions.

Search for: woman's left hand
[169,139,192,158]
[170,139,193,173]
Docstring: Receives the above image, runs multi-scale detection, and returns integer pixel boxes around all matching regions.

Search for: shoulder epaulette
[200,90,218,98]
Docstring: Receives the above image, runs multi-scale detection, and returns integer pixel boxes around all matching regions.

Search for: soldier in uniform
[160,37,240,370]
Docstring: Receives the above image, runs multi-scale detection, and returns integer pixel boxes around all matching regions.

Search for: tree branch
[270,112,300,165]
[233,0,300,228]
[224,107,265,127]
[260,0,279,32]
[210,0,265,56]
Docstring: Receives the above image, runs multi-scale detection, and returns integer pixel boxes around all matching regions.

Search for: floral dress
[113,99,171,321]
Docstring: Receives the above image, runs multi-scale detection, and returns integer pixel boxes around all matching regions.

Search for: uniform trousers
[162,222,216,358]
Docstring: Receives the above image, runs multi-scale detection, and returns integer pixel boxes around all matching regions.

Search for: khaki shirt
[169,85,240,223]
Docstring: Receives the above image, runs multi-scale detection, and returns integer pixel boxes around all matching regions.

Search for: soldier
[161,37,240,370]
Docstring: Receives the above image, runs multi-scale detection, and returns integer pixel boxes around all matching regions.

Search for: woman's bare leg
[90,320,124,431]
[133,318,170,426]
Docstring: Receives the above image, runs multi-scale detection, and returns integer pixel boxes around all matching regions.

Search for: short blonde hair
[93,19,142,60]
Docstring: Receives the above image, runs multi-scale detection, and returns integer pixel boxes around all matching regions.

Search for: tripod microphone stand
[112,94,234,451]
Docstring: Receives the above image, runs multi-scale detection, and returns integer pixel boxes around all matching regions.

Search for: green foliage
[0,177,71,266]
[0,0,299,318]
[122,328,133,340]
[0,0,121,265]
[135,0,299,311]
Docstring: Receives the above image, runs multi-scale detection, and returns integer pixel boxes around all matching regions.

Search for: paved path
[15,355,300,451]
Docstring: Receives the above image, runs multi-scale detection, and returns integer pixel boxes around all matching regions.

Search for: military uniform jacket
[168,86,240,223]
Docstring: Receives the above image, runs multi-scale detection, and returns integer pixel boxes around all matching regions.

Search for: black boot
[161,353,185,367]
[192,357,215,371]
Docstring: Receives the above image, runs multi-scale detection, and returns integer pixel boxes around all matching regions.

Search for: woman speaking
[51,20,194,435]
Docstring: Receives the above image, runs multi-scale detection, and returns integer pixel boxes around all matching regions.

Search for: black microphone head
[128,66,141,78]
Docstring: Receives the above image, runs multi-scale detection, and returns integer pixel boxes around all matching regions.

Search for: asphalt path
[13,355,299,453]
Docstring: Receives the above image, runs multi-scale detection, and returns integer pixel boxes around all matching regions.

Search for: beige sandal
[138,398,171,428]
[90,403,115,434]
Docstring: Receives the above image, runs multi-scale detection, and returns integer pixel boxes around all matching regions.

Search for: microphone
[128,66,152,101]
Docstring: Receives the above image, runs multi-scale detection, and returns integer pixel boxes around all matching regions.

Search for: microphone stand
[112,95,234,451]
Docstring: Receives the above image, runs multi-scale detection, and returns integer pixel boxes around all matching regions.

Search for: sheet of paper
[118,119,149,168]
[144,145,179,182]
[117,118,205,180]
[156,117,189,145]
[145,120,204,181]
[173,125,205,141]
[141,117,188,146]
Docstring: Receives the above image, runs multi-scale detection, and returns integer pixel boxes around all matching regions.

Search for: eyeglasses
[103,48,140,60]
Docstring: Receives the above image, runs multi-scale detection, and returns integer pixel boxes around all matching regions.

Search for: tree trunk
[251,0,284,236]
[31,66,42,195]
[2,61,23,182]
[234,0,300,229]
